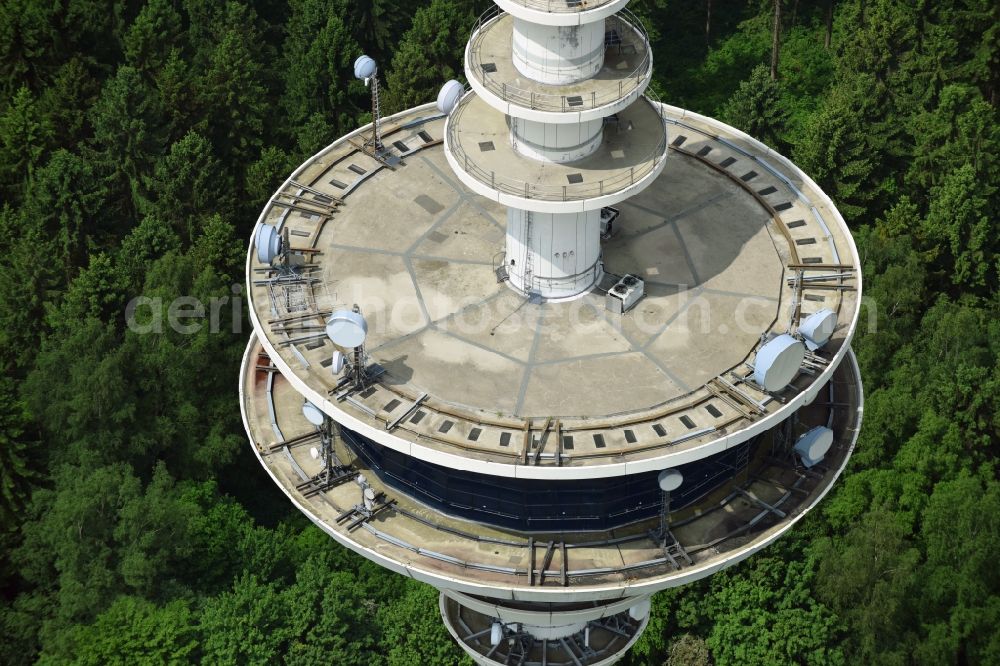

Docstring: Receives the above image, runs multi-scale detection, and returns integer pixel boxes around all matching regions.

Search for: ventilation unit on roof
[606,273,644,314]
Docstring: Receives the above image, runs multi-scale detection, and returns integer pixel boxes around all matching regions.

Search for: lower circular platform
[440,593,649,666]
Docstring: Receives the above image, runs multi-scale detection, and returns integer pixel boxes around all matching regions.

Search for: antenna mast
[354,55,386,158]
[368,71,384,153]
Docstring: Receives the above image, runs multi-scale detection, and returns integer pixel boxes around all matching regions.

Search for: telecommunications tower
[241,1,864,663]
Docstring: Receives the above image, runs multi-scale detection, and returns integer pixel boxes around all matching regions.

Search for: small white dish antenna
[356,474,368,487]
[794,426,834,467]
[490,622,503,646]
[628,598,651,621]
[256,224,282,264]
[798,309,838,350]
[436,80,464,115]
[363,487,376,511]
[331,350,346,374]
[309,446,320,460]
[354,55,377,80]
[301,401,325,426]
[326,310,368,348]
[657,468,683,492]
[753,334,806,392]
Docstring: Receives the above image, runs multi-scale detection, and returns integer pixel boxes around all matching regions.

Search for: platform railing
[467,7,652,113]
[447,92,668,202]
[503,0,621,13]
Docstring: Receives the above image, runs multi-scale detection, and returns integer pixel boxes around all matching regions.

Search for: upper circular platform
[494,0,631,26]
[467,8,652,122]
[444,92,668,213]
[245,102,861,480]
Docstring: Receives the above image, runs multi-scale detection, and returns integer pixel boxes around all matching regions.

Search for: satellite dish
[256,224,282,264]
[798,309,838,350]
[753,334,805,392]
[363,487,376,501]
[326,310,368,348]
[354,55,377,80]
[657,468,683,492]
[331,351,346,374]
[309,446,320,460]
[436,80,464,115]
[793,426,834,467]
[363,486,376,510]
[301,401,325,426]
[628,598,651,621]
[490,622,503,646]
[356,474,368,487]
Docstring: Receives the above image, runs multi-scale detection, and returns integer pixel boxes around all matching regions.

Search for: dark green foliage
[282,0,364,145]
[718,63,789,150]
[123,0,184,75]
[0,86,51,197]
[384,0,476,112]
[0,1,998,665]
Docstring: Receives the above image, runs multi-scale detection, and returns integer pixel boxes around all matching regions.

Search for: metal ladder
[522,210,534,294]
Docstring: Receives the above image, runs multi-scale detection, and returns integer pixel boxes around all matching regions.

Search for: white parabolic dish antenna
[326,310,368,348]
[437,80,464,115]
[794,426,834,467]
[490,622,503,647]
[354,55,377,80]
[798,309,838,350]
[657,468,683,492]
[256,224,282,264]
[301,401,325,426]
[753,334,806,392]
[331,350,346,374]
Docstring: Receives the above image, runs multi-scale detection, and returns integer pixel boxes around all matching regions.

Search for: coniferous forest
[0,0,998,664]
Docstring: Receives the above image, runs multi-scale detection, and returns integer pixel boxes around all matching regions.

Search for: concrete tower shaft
[447,0,664,299]
[511,17,607,84]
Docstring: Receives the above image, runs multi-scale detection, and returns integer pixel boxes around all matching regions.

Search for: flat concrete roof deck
[246,104,860,470]
[446,93,667,201]
[468,10,651,113]
[242,335,863,597]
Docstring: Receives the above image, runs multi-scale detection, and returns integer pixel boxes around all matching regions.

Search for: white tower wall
[512,18,606,84]
[506,207,602,298]
[511,116,604,162]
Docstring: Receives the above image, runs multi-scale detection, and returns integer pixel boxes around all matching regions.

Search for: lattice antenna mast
[354,55,384,154]
[656,469,683,540]
[325,304,370,393]
[350,304,369,390]
[319,416,342,483]
[369,72,384,152]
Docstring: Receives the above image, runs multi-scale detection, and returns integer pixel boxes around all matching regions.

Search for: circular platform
[240,332,863,598]
[246,102,860,477]
[445,92,668,212]
[494,0,631,26]
[467,8,652,121]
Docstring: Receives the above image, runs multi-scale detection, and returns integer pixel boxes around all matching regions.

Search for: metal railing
[503,0,621,13]
[468,7,652,113]
[448,92,668,202]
